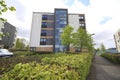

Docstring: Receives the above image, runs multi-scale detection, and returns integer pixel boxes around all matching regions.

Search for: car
[0,49,13,57]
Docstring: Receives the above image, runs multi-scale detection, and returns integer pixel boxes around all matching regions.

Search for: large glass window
[80,23,85,27]
[60,21,66,24]
[41,30,46,36]
[54,9,68,52]
[60,24,66,28]
[30,47,36,52]
[79,16,84,21]
[80,23,85,29]
[42,15,47,20]
[42,22,47,28]
[40,38,46,45]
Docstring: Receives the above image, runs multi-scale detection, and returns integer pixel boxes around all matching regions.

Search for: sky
[2,0,120,49]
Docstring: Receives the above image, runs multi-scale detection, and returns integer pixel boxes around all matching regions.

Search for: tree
[20,38,26,49]
[73,28,94,52]
[15,38,26,50]
[0,0,16,37]
[100,43,106,54]
[60,25,73,51]
[15,38,21,49]
[0,0,16,21]
[25,45,29,51]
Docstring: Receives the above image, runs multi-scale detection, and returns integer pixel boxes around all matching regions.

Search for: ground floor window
[30,47,36,52]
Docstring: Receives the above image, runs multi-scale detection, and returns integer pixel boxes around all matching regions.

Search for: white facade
[68,14,80,32]
[30,12,54,48]
[114,29,120,52]
[30,13,42,47]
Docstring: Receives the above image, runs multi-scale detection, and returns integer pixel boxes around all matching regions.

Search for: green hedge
[0,53,60,75]
[0,53,93,80]
[101,53,120,64]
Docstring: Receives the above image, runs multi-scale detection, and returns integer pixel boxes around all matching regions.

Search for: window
[60,24,66,28]
[40,38,46,42]
[55,10,67,14]
[30,47,36,52]
[79,16,84,21]
[55,38,60,45]
[60,21,66,24]
[42,22,47,28]
[40,38,46,45]
[60,18,66,20]
[42,15,47,20]
[80,23,85,29]
[56,19,59,22]
[79,16,84,19]
[80,23,85,27]
[41,30,46,36]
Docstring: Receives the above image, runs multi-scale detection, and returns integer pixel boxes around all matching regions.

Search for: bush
[13,51,35,56]
[101,53,120,64]
[0,53,93,80]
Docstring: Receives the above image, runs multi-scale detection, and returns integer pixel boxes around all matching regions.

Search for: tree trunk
[66,44,70,52]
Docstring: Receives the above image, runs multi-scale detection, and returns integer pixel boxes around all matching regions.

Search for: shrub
[101,53,120,64]
[1,53,93,80]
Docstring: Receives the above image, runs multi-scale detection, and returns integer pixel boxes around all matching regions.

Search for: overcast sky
[2,0,120,49]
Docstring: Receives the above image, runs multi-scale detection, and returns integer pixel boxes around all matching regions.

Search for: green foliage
[60,25,94,52]
[60,25,73,51]
[0,0,16,21]
[100,43,106,54]
[15,38,21,49]
[13,51,35,56]
[101,53,120,64]
[0,0,16,37]
[0,52,40,75]
[25,45,29,50]
[9,6,16,11]
[0,53,93,80]
[73,28,94,52]
[14,38,27,50]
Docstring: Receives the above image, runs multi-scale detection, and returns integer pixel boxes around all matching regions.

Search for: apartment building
[30,8,86,52]
[0,22,17,48]
[114,29,120,52]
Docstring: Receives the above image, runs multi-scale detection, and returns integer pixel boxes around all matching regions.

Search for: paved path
[87,55,120,80]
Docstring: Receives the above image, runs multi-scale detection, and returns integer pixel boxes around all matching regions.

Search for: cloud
[62,0,75,6]
[85,0,120,48]
[99,16,112,25]
[17,27,30,40]
[93,30,115,48]
[6,0,26,22]
[78,0,90,6]
[4,0,120,49]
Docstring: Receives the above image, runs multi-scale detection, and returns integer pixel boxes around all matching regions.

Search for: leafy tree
[100,43,106,53]
[15,38,26,50]
[0,0,16,21]
[15,38,20,49]
[96,48,100,51]
[0,0,16,37]
[60,25,73,51]
[25,45,29,51]
[73,28,94,52]
[85,33,95,51]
